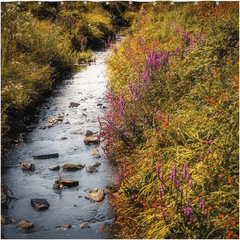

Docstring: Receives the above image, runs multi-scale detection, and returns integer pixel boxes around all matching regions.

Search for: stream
[1,38,121,239]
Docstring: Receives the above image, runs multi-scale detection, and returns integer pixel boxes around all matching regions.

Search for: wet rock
[97,103,103,106]
[62,164,85,171]
[92,147,100,158]
[38,126,46,129]
[61,223,71,231]
[84,135,99,145]
[49,165,60,171]
[17,220,34,229]
[21,162,35,171]
[86,165,98,173]
[49,116,64,124]
[65,121,70,124]
[53,182,63,190]
[86,130,93,136]
[32,153,59,159]
[61,137,68,140]
[79,223,90,228]
[60,179,79,187]
[85,189,105,202]
[31,199,50,211]
[93,162,101,167]
[69,102,80,108]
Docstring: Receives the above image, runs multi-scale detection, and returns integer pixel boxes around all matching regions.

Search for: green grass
[1,1,132,150]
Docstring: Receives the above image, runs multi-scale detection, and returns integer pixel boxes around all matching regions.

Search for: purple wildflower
[188,179,193,188]
[199,199,205,209]
[158,189,163,198]
[160,172,164,181]
[156,163,160,173]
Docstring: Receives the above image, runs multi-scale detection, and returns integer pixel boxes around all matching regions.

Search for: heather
[99,2,239,238]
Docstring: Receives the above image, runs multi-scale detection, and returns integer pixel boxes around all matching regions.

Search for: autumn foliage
[99,2,239,239]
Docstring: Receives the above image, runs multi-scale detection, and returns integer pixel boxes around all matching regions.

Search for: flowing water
[1,39,121,239]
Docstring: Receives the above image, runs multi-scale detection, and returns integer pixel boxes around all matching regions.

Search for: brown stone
[17,220,34,229]
[83,135,99,145]
[49,165,60,170]
[21,162,35,170]
[86,130,94,136]
[79,223,90,228]
[92,153,101,158]
[85,189,105,202]
[61,223,71,231]
[62,164,84,171]
[85,165,98,173]
[93,162,101,167]
[31,199,50,211]
[60,179,79,187]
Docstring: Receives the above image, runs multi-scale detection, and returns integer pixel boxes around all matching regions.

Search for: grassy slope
[100,2,239,239]
[1,1,129,150]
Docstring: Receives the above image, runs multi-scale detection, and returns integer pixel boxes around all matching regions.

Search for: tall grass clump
[99,2,239,239]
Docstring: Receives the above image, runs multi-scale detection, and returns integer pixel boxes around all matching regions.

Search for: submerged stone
[61,223,71,231]
[69,102,80,108]
[86,165,98,173]
[79,222,90,228]
[93,162,101,167]
[21,162,35,171]
[31,199,50,211]
[17,220,34,229]
[86,130,94,136]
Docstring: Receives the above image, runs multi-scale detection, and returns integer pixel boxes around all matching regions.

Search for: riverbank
[1,1,138,151]
[100,2,239,239]
[1,45,117,239]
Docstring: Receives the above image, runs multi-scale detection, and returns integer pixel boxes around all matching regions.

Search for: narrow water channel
[1,39,120,239]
